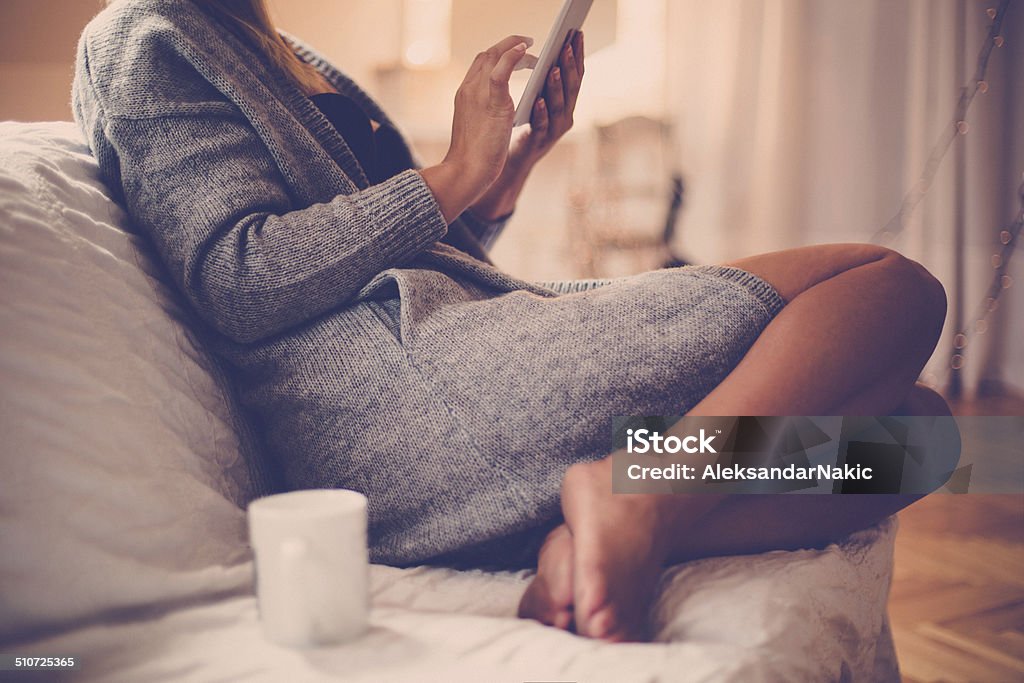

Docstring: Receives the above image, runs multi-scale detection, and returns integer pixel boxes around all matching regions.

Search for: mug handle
[279,537,311,643]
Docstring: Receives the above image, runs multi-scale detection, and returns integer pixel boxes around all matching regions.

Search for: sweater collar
[183,0,398,193]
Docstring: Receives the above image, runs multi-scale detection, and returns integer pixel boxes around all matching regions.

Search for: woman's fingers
[545,66,566,117]
[466,35,533,81]
[490,34,534,55]
[515,53,540,71]
[572,30,585,79]
[540,31,585,133]
[490,42,529,105]
[531,97,550,136]
[560,40,581,111]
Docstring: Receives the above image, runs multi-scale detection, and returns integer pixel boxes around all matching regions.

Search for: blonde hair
[109,0,332,95]
[203,0,334,94]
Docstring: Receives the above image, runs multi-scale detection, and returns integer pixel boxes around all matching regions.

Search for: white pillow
[0,122,258,641]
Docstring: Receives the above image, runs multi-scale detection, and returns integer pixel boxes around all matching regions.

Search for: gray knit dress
[72,0,786,566]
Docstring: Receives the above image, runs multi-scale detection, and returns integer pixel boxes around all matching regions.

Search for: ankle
[649,494,727,563]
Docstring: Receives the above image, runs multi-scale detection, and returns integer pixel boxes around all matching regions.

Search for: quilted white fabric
[0,122,255,640]
[10,525,898,682]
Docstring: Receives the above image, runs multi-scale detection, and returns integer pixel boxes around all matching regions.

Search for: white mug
[248,489,370,647]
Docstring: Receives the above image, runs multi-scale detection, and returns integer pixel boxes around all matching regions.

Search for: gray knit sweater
[73,0,544,345]
[73,0,786,566]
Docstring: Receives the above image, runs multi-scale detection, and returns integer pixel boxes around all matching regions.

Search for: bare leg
[690,244,946,415]
[519,245,949,640]
[672,382,950,560]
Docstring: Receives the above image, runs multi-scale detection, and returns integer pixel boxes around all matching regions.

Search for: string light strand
[946,179,1024,376]
[872,0,1010,244]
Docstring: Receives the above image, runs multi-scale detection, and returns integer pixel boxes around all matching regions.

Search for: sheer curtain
[666,0,1023,395]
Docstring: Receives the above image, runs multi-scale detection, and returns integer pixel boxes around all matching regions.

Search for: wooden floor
[889,394,1024,682]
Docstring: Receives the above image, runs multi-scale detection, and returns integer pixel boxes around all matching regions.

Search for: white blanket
[11,521,899,682]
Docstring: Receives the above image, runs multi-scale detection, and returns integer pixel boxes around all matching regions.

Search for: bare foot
[560,458,667,642]
[517,524,575,630]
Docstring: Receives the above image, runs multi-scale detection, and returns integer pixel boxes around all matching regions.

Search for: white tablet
[513,0,594,127]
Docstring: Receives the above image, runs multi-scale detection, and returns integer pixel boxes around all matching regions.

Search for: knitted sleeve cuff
[457,208,512,251]
[342,169,449,266]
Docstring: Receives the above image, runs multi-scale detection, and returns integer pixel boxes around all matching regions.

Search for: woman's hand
[514,30,585,166]
[470,30,586,222]
[420,35,534,223]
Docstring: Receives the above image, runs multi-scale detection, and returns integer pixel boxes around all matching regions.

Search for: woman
[74,0,949,642]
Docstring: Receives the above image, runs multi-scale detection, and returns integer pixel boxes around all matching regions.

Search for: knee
[875,249,947,342]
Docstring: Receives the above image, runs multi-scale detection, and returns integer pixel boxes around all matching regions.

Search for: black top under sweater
[310,92,411,184]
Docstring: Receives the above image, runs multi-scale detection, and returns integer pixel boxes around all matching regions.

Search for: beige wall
[0,0,618,124]
[0,0,105,121]
[0,0,620,124]
[0,0,408,122]
[267,0,402,95]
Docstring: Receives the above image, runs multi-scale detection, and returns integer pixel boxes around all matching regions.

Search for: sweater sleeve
[456,209,512,252]
[102,110,448,344]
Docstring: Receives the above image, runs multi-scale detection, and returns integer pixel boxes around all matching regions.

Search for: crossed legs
[518,244,949,641]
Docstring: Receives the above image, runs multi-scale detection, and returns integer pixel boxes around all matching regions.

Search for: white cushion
[0,122,255,640]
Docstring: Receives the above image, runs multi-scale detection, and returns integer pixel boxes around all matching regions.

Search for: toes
[518,575,576,631]
[582,604,648,643]
[540,526,575,610]
[518,575,557,624]
[572,565,618,639]
[518,525,576,630]
[553,608,574,631]
[585,605,619,640]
